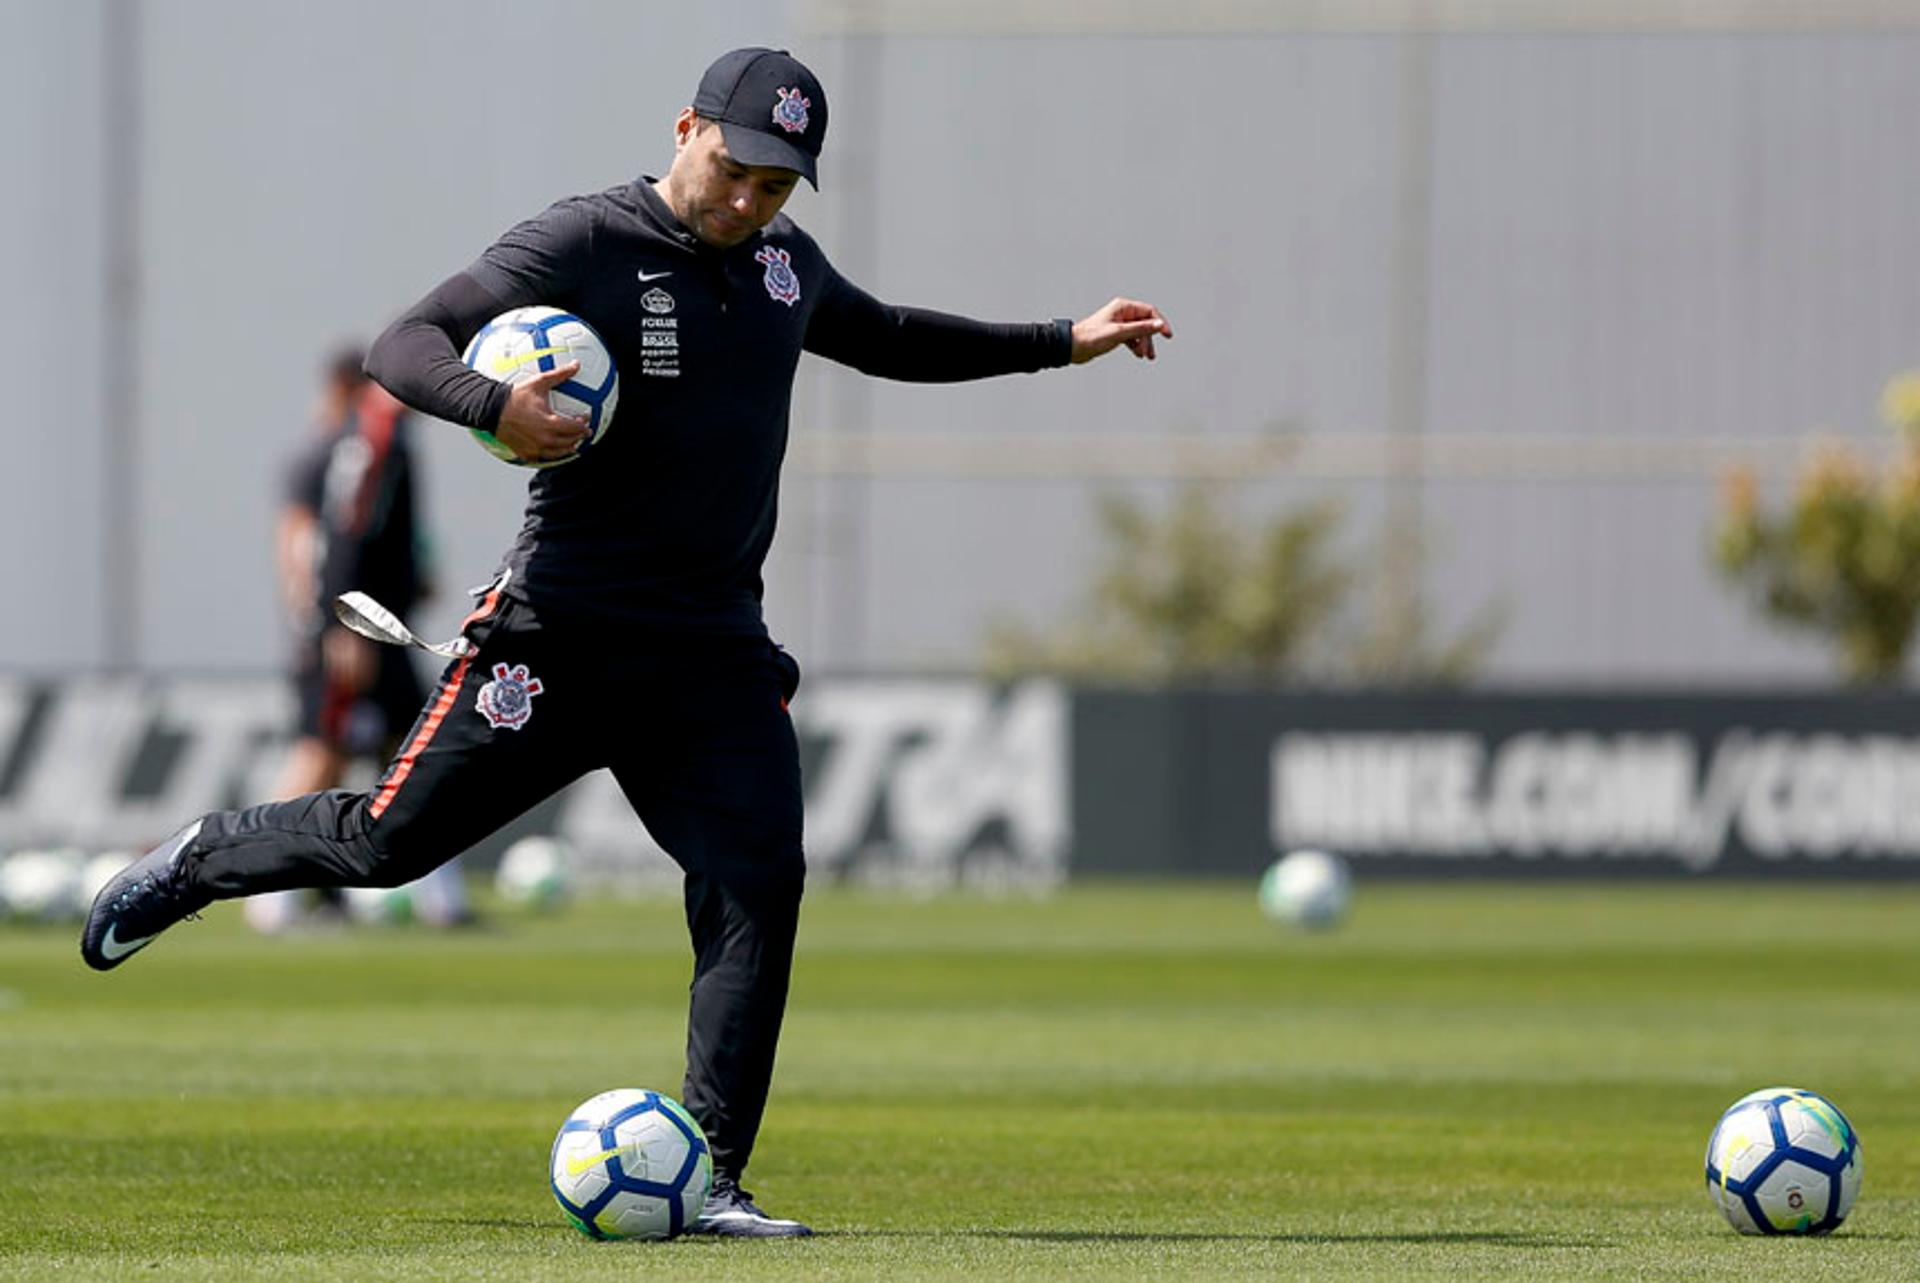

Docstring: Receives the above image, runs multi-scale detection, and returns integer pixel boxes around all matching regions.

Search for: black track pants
[184,587,805,1178]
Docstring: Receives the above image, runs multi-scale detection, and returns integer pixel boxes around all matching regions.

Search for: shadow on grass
[828,1229,1609,1248]
[432,1219,1910,1249]
[429,1219,1621,1250]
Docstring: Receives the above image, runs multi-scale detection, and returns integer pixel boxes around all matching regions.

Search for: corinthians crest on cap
[476,661,544,730]
[755,246,800,306]
[772,86,811,135]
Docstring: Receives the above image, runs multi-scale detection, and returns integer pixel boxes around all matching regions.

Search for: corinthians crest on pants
[476,662,543,730]
[755,246,800,306]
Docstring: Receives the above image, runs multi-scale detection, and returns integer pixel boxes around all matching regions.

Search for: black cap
[692,47,827,189]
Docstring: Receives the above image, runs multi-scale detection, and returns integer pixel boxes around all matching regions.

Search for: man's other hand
[495,362,591,462]
[1070,298,1173,364]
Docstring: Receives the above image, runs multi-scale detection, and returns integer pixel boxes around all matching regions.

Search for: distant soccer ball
[551,1088,712,1241]
[460,306,619,468]
[1705,1087,1862,1235]
[0,849,83,921]
[404,861,471,928]
[495,836,573,911]
[79,852,134,907]
[342,864,470,928]
[1259,849,1352,928]
[243,888,309,935]
[343,883,415,925]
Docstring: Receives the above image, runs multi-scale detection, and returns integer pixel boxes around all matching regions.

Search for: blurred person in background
[83,46,1169,1236]
[247,345,468,932]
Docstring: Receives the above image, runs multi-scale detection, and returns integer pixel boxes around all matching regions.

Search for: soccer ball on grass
[1704,1086,1861,1234]
[551,1088,711,1240]
[461,306,618,468]
[494,835,573,911]
[1258,849,1352,929]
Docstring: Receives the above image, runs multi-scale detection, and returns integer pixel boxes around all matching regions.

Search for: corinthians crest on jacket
[755,246,800,306]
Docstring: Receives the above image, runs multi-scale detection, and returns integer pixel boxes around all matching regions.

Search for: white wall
[1,3,111,668]
[786,30,1920,680]
[6,6,1920,682]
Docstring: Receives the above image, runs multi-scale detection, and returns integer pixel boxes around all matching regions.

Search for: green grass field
[0,881,1915,1281]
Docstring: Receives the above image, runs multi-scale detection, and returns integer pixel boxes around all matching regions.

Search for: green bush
[984,482,1501,685]
[1714,372,1920,682]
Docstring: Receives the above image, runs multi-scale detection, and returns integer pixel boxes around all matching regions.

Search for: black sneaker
[80,820,210,971]
[689,1175,813,1238]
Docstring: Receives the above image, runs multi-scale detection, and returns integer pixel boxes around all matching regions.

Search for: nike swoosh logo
[636,270,673,283]
[487,346,566,376]
[99,924,155,962]
[565,1143,645,1177]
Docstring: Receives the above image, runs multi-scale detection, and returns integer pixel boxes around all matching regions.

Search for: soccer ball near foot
[1705,1086,1861,1234]
[550,1088,712,1240]
[1258,849,1352,929]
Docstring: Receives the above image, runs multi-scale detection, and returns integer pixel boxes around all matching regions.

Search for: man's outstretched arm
[805,270,1171,382]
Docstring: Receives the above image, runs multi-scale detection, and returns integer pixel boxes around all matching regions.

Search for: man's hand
[275,506,318,624]
[321,626,378,694]
[1070,297,1173,364]
[494,361,591,463]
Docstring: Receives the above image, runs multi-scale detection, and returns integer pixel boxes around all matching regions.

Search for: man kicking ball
[83,45,1171,1237]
